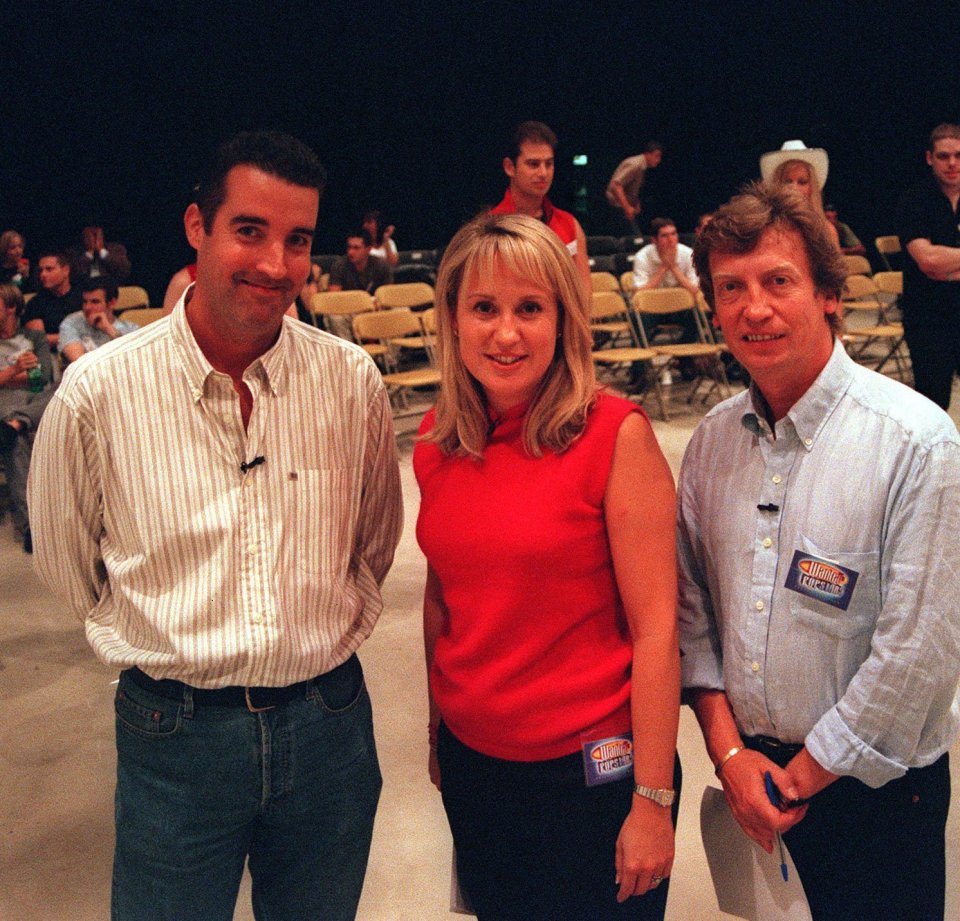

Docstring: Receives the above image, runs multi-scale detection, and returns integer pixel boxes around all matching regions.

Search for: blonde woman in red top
[415,212,681,920]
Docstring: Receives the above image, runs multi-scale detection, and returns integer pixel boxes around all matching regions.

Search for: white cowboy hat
[759,140,829,190]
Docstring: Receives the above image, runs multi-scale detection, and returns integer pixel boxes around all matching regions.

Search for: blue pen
[764,771,789,882]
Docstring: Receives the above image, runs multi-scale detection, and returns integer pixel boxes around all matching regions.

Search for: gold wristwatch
[633,784,676,807]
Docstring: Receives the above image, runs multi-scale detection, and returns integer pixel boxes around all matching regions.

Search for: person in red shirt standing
[491,121,591,293]
[416,212,680,920]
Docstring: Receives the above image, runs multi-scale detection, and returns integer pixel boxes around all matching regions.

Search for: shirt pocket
[789,533,880,639]
[284,467,358,576]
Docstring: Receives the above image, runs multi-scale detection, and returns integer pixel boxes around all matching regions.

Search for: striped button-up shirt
[29,300,402,688]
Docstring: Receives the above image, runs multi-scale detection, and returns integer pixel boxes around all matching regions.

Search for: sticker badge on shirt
[784,550,859,611]
[581,732,633,787]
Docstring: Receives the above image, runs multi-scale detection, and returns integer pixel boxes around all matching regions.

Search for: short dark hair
[0,283,25,317]
[80,274,119,302]
[507,121,558,161]
[650,217,677,236]
[928,123,960,151]
[644,140,664,154]
[347,229,374,248]
[694,181,846,335]
[196,130,327,233]
[37,250,69,267]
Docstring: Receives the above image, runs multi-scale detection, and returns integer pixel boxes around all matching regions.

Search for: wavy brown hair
[694,181,847,335]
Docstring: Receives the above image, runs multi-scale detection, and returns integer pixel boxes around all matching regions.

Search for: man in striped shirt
[29,131,403,921]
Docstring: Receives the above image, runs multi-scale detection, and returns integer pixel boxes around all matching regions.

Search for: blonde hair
[427,212,596,458]
[771,159,826,217]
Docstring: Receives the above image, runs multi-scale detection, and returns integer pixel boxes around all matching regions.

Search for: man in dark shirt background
[897,122,960,409]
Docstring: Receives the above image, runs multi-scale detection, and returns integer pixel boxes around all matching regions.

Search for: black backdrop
[4,1,960,302]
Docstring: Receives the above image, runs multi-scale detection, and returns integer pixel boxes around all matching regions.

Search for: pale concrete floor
[1,377,958,921]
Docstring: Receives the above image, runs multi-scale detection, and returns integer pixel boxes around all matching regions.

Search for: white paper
[700,785,812,921]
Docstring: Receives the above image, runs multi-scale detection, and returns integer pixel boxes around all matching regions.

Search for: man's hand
[14,350,39,373]
[718,749,807,852]
[90,313,119,338]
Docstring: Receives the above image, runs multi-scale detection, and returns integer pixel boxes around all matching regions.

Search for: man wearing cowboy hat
[897,122,960,410]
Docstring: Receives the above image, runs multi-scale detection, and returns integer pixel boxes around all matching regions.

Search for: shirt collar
[171,284,288,403]
[741,338,853,448]
[498,187,553,224]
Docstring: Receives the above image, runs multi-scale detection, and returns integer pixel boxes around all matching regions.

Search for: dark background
[4,1,960,302]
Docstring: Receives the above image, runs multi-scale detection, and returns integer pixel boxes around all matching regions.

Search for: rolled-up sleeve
[806,438,960,787]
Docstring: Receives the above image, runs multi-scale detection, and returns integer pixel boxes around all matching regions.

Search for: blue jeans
[111,655,381,921]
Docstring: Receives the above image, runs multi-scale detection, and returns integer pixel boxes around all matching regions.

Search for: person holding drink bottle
[0,283,55,551]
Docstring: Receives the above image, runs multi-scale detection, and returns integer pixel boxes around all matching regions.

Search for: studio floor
[1,378,958,921]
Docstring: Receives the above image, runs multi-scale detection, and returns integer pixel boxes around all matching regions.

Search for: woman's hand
[614,797,675,902]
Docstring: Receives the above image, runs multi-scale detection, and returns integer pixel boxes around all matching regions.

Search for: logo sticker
[784,550,859,611]
[581,733,633,787]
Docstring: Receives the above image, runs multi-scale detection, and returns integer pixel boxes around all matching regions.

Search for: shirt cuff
[805,707,908,789]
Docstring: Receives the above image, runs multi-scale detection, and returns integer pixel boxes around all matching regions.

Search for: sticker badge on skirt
[581,732,633,787]
[784,550,859,611]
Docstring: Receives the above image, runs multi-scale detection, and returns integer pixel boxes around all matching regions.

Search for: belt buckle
[244,687,275,713]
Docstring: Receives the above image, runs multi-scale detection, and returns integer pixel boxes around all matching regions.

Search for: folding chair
[352,309,441,417]
[590,271,621,294]
[841,274,908,379]
[874,235,902,272]
[631,288,730,414]
[620,271,636,296]
[119,307,164,327]
[590,290,637,349]
[309,290,380,355]
[842,254,873,277]
[115,286,150,311]
[585,235,620,256]
[374,282,434,312]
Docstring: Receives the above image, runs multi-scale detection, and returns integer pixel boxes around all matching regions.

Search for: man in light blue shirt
[679,181,960,921]
[59,276,139,364]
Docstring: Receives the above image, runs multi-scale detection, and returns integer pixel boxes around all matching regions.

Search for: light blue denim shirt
[678,339,960,788]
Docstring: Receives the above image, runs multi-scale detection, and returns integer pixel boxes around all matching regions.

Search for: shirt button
[252,612,263,624]
[804,437,813,446]
[755,600,764,611]
[762,537,772,548]
[772,475,782,484]
[247,543,258,554]
[751,662,760,673]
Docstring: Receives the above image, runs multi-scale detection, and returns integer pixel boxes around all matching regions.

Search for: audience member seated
[760,140,841,247]
[59,276,140,364]
[328,229,393,294]
[24,250,82,350]
[632,217,701,358]
[162,263,197,314]
[825,203,867,256]
[694,212,713,239]
[362,210,399,266]
[0,230,31,289]
[0,284,56,553]
[325,230,392,339]
[632,217,700,295]
[70,223,132,281]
